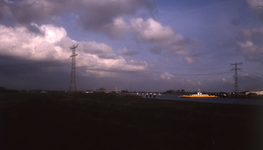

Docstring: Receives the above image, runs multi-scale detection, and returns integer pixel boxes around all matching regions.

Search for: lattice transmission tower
[230,62,242,92]
[69,44,78,92]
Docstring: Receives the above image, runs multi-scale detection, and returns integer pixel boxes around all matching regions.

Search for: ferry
[180,90,217,98]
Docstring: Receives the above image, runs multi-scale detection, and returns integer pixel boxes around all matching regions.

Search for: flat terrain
[1,93,263,150]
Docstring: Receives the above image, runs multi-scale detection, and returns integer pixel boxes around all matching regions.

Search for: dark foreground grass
[1,93,263,150]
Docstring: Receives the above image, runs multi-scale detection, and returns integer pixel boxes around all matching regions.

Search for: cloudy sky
[0,0,263,92]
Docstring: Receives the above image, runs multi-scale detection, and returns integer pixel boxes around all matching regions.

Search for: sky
[0,0,263,92]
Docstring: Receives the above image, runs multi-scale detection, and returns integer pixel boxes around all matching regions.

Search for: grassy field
[1,93,263,150]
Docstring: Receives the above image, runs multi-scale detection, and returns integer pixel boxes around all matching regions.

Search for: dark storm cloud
[0,55,71,90]
[1,0,156,38]
[0,55,70,75]
[0,1,5,21]
[8,2,51,24]
[25,23,44,35]
[1,0,61,34]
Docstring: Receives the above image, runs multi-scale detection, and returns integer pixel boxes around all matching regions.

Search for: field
[1,93,263,150]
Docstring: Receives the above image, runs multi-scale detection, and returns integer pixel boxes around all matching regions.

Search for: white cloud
[241,27,263,39]
[40,24,67,43]
[79,41,118,59]
[241,73,250,77]
[0,24,69,60]
[186,79,197,85]
[130,18,175,41]
[100,17,130,39]
[78,52,146,72]
[130,18,190,55]
[160,72,175,80]
[0,24,147,78]
[222,78,227,82]
[237,27,263,63]
[184,56,195,65]
[85,70,118,78]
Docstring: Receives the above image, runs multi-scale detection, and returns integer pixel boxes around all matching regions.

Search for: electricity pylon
[230,62,242,92]
[69,44,78,92]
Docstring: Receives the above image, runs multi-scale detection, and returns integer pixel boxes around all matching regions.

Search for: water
[144,94,263,106]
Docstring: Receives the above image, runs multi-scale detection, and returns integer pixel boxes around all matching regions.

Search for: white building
[245,90,263,95]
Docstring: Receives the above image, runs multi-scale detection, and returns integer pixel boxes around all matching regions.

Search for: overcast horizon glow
[0,0,263,92]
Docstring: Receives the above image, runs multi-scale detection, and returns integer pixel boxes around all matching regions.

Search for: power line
[241,70,263,82]
[148,66,229,71]
[85,68,230,76]
[242,67,263,78]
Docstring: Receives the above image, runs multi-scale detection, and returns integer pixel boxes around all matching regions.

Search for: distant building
[85,90,93,93]
[245,90,263,96]
[94,87,106,93]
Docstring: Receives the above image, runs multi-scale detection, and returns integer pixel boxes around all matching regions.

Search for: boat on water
[180,90,217,98]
